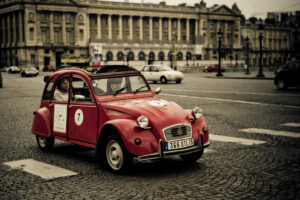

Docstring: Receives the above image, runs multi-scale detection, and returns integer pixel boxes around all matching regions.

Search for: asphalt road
[0,71,299,200]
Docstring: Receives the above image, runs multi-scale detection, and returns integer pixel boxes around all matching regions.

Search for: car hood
[101,97,190,127]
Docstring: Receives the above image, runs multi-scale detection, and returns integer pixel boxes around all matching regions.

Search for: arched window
[158,51,164,61]
[117,51,124,61]
[149,52,155,61]
[186,52,192,60]
[138,52,146,61]
[128,51,134,61]
[177,52,183,61]
[106,51,113,61]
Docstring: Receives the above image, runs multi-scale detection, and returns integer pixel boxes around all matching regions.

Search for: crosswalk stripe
[281,123,300,128]
[239,128,300,138]
[209,134,266,146]
[3,159,78,179]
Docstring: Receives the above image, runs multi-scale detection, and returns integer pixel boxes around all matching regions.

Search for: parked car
[274,60,300,90]
[21,67,39,77]
[140,65,184,84]
[203,65,225,72]
[32,66,209,173]
[7,66,21,73]
[43,65,56,72]
[0,71,3,88]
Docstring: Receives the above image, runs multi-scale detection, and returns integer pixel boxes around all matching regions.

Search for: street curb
[205,76,274,80]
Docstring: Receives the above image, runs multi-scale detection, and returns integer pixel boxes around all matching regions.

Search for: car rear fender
[99,119,159,156]
[31,107,52,138]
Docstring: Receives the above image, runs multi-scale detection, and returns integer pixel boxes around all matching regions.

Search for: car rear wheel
[276,79,286,90]
[176,79,182,84]
[36,135,54,152]
[105,134,132,173]
[160,76,168,84]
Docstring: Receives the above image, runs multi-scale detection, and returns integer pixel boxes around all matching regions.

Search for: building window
[186,52,192,60]
[29,12,34,23]
[177,52,183,61]
[138,52,145,61]
[66,13,72,24]
[80,29,84,41]
[158,51,164,61]
[128,52,134,61]
[30,54,35,65]
[40,13,47,23]
[54,13,60,24]
[106,51,113,61]
[117,51,124,61]
[54,30,61,43]
[42,29,48,43]
[70,49,74,54]
[30,28,34,41]
[173,21,177,28]
[149,52,155,61]
[66,30,74,43]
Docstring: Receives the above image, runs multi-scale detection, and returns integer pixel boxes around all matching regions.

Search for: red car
[204,65,225,72]
[32,66,209,173]
[43,65,56,72]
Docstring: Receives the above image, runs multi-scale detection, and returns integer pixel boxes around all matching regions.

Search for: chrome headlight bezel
[192,107,203,120]
[137,115,150,129]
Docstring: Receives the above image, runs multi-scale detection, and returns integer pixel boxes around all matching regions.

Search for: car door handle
[68,105,73,109]
[49,103,53,107]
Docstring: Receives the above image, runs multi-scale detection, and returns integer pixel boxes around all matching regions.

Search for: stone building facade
[0,0,246,69]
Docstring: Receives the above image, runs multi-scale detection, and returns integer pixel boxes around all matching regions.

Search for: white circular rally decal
[74,109,84,126]
[149,100,167,107]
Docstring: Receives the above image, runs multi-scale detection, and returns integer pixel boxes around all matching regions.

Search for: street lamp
[171,31,177,69]
[217,28,223,77]
[245,36,250,74]
[256,22,265,78]
[124,47,131,66]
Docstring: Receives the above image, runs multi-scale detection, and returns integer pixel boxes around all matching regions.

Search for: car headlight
[137,115,150,129]
[192,107,203,120]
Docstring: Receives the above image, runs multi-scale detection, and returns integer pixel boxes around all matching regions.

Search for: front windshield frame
[91,74,150,96]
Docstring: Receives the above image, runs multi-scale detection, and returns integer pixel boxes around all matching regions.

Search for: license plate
[165,138,194,151]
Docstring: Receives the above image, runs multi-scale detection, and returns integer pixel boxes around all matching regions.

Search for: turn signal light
[134,138,142,145]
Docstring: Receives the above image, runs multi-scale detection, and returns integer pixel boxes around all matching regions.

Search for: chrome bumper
[135,136,209,162]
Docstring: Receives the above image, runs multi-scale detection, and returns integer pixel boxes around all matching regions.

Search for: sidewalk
[204,71,275,80]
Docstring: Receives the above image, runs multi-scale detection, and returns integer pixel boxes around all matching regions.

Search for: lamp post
[245,36,250,74]
[124,47,131,66]
[216,28,223,77]
[256,22,265,77]
[171,31,177,69]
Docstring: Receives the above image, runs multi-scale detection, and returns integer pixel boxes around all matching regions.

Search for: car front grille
[163,124,192,141]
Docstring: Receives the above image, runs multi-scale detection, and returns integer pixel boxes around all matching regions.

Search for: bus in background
[60,56,101,72]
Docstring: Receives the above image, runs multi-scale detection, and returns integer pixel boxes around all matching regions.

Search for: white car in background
[140,65,184,84]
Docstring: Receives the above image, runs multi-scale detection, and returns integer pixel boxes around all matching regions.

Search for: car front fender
[31,107,52,138]
[102,119,159,156]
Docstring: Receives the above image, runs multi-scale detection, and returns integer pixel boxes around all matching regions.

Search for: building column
[186,18,190,41]
[12,13,17,44]
[36,12,41,44]
[7,14,11,44]
[149,17,153,41]
[2,16,6,45]
[177,18,180,42]
[195,19,198,36]
[118,15,122,40]
[108,14,112,40]
[97,14,101,39]
[86,14,89,42]
[129,15,133,40]
[18,12,23,43]
[168,18,172,41]
[159,17,162,41]
[62,14,66,43]
[50,13,54,43]
[139,16,143,40]
[74,13,78,44]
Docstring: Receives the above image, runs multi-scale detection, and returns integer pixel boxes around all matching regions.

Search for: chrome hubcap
[278,80,285,88]
[38,136,46,148]
[106,140,123,170]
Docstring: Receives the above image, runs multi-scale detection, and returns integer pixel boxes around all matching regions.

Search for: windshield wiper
[114,87,126,96]
[134,85,148,94]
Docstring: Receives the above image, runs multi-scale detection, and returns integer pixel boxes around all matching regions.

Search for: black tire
[276,79,286,90]
[104,134,132,174]
[153,80,157,84]
[36,135,54,152]
[160,76,168,84]
[180,137,204,162]
[176,79,182,84]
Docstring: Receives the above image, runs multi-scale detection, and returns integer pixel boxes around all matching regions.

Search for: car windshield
[159,66,173,71]
[91,75,150,96]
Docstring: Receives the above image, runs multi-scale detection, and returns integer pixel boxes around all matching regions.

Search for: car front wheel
[276,79,286,90]
[36,135,54,152]
[105,134,132,173]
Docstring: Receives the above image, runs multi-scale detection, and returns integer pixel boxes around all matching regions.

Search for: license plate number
[165,138,194,151]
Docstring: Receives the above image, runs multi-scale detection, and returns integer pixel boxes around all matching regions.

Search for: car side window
[150,66,157,72]
[42,79,54,100]
[143,66,150,72]
[71,76,92,102]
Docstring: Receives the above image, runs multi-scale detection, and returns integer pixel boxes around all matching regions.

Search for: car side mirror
[154,87,161,95]
[43,76,49,83]
[74,94,85,101]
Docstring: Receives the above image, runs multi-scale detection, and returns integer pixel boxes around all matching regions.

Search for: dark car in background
[274,61,300,90]
[21,67,39,77]
[203,65,225,72]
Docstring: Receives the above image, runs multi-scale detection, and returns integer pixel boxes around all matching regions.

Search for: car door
[141,66,151,81]
[150,66,160,81]
[67,75,98,144]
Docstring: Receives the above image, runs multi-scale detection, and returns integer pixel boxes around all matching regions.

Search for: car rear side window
[42,79,54,100]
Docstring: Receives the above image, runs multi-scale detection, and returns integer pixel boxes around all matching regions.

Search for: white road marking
[204,149,216,153]
[239,128,300,138]
[160,93,300,109]
[209,134,266,146]
[281,123,300,128]
[3,159,78,180]
[163,89,300,97]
